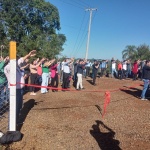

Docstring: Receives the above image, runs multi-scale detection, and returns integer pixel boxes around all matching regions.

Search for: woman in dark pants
[50,62,59,92]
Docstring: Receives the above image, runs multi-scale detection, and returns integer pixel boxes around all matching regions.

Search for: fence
[0,75,9,133]
[0,41,16,136]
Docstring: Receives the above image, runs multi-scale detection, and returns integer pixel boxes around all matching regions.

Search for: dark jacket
[77,64,84,74]
[142,65,150,79]
[92,64,98,74]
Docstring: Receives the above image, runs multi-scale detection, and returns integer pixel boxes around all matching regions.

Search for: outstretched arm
[23,50,37,61]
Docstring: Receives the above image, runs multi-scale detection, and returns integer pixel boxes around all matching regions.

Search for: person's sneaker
[81,87,85,90]
[30,93,36,95]
[141,98,148,101]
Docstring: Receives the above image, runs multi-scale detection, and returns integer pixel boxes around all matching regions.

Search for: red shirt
[132,62,138,73]
[118,63,122,70]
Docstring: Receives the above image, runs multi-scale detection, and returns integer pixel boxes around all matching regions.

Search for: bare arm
[22,50,37,61]
[30,58,45,69]
[20,63,29,70]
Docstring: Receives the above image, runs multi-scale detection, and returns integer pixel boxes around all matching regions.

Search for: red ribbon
[102,91,111,118]
[10,83,16,86]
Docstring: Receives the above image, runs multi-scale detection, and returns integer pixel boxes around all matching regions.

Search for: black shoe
[76,89,80,90]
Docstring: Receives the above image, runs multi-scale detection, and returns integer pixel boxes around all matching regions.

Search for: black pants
[62,72,70,89]
[101,68,106,77]
[133,73,137,80]
[118,70,123,80]
[93,72,97,85]
[122,69,127,79]
[30,73,38,92]
[51,74,59,91]
[86,67,90,77]
[25,76,29,91]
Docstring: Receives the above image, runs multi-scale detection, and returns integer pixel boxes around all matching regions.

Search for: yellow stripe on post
[10,41,16,59]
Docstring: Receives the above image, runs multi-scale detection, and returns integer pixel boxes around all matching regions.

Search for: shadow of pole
[17,99,39,131]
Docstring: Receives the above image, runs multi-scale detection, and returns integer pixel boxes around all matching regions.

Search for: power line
[70,12,86,57]
[91,11,97,24]
[71,0,88,8]
[80,0,91,8]
[71,13,89,57]
[58,0,84,9]
[74,31,88,58]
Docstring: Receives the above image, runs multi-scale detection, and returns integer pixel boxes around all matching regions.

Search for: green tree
[122,45,137,60]
[136,44,150,60]
[0,0,66,58]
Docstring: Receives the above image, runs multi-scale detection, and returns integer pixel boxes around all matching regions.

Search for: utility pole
[85,8,97,60]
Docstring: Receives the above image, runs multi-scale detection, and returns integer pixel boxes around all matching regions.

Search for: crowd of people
[0,50,150,123]
[111,59,145,80]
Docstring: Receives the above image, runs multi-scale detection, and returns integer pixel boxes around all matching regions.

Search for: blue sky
[48,0,150,60]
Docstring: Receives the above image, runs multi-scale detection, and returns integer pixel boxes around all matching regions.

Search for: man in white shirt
[60,61,65,83]
[62,58,74,90]
[6,50,36,122]
[111,60,117,78]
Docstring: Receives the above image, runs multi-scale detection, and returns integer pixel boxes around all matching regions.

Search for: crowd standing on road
[0,51,149,122]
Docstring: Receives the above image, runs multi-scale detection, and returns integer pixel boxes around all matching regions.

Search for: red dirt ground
[7,77,150,150]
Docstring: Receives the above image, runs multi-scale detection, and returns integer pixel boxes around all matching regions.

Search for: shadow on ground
[86,80,93,85]
[17,99,40,131]
[90,120,122,150]
[121,87,141,98]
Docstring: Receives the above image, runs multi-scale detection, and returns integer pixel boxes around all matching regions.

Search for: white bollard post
[9,41,16,131]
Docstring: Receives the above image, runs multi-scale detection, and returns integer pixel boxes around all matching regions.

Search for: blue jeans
[111,68,117,78]
[141,79,149,99]
[41,73,49,93]
[126,69,131,78]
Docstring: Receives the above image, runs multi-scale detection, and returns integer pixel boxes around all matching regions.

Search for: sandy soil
[3,77,150,150]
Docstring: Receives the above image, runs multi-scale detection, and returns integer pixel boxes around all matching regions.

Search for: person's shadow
[90,120,122,150]
[17,99,39,131]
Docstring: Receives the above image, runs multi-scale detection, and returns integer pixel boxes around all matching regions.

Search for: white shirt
[4,58,25,89]
[63,61,71,73]
[123,63,127,70]
[61,61,65,71]
[16,58,25,89]
[112,62,116,69]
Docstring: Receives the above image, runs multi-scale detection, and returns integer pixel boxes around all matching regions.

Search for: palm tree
[122,45,137,60]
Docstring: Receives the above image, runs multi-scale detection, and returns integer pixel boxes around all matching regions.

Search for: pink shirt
[50,64,58,78]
